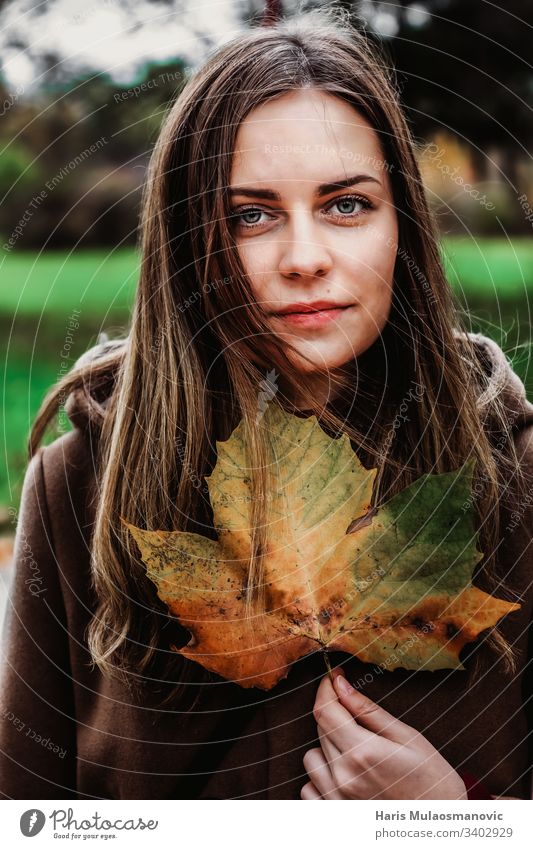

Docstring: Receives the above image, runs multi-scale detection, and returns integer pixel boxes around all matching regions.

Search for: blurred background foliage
[1,0,532,516]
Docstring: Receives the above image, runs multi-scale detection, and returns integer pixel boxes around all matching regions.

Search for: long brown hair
[30,6,526,706]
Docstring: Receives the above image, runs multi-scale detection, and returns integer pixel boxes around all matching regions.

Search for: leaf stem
[322,650,334,682]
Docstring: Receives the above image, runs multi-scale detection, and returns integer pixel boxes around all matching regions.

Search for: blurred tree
[378,0,532,190]
[0,58,186,248]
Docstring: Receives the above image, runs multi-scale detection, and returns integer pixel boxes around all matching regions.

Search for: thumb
[331,668,414,743]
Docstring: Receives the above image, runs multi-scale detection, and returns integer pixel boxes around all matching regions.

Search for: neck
[280,362,356,413]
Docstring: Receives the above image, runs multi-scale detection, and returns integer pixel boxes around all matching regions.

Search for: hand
[301,667,468,800]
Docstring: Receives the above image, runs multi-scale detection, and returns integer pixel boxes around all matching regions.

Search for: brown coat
[1,332,533,799]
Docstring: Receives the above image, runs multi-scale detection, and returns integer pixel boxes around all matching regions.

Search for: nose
[278,210,333,280]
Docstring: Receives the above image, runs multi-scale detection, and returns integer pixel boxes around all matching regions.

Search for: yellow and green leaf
[122,401,520,690]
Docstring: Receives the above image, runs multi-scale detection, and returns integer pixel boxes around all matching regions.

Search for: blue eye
[241,209,264,225]
[230,207,273,230]
[327,195,373,217]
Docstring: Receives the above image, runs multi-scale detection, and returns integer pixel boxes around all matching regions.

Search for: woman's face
[229,89,398,380]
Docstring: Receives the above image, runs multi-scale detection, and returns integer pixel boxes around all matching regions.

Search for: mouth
[271,304,355,328]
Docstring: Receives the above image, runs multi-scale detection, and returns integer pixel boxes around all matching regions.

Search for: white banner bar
[1,799,533,848]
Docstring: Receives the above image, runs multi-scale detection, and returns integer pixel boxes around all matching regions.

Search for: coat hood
[460,331,533,432]
[63,337,125,433]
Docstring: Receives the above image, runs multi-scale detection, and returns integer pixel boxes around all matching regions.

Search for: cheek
[363,277,394,332]
[345,238,395,299]
[343,241,395,330]
[361,221,397,277]
[234,241,277,306]
[235,239,273,284]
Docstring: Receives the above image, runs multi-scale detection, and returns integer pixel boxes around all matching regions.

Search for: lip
[273,300,351,315]
[273,305,353,328]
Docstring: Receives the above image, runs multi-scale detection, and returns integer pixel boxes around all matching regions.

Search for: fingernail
[335,675,354,696]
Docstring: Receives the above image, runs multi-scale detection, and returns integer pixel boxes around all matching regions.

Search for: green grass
[440,237,533,297]
[1,237,533,511]
[2,357,62,508]
[0,247,138,318]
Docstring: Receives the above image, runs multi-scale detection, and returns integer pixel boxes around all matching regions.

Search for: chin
[289,347,356,373]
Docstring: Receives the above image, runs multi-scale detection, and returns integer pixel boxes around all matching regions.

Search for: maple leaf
[121,402,520,690]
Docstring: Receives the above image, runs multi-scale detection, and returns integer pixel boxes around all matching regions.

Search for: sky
[0,0,244,92]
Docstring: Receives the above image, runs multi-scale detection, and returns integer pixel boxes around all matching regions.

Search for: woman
[1,8,533,800]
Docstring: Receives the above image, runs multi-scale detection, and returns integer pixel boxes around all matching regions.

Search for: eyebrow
[228,173,382,201]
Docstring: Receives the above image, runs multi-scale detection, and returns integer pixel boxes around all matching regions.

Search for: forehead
[230,89,389,187]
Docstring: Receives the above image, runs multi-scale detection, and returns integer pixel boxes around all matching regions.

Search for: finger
[313,671,378,753]
[303,746,343,800]
[301,780,322,800]
[331,669,417,745]
[317,718,343,766]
